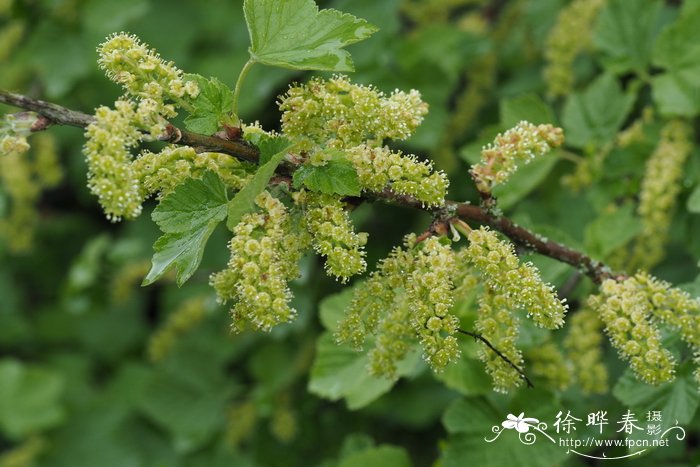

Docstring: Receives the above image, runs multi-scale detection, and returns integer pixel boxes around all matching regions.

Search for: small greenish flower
[588,277,676,385]
[300,191,368,282]
[527,341,572,391]
[279,75,428,148]
[544,0,606,96]
[471,121,564,192]
[466,226,567,329]
[98,32,198,117]
[476,287,524,393]
[563,308,608,394]
[632,120,693,269]
[211,191,310,332]
[345,144,448,207]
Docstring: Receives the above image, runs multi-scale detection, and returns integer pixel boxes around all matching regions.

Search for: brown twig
[457,328,534,388]
[0,89,619,284]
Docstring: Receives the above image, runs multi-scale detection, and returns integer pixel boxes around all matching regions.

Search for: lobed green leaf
[143,171,229,287]
[243,0,378,71]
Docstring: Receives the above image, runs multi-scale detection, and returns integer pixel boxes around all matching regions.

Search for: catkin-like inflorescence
[563,308,608,394]
[466,226,567,329]
[300,192,368,282]
[336,235,462,377]
[345,144,448,207]
[632,120,693,270]
[278,75,428,148]
[148,296,209,362]
[544,0,605,97]
[98,32,198,117]
[526,341,572,391]
[406,237,461,370]
[471,121,564,192]
[83,99,153,221]
[211,191,310,332]
[624,272,700,350]
[588,277,676,385]
[0,132,62,252]
[134,146,251,198]
[476,287,524,393]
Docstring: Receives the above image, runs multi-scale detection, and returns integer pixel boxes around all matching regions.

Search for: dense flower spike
[588,277,676,385]
[563,308,608,394]
[345,144,448,207]
[211,191,310,332]
[466,226,567,329]
[526,341,572,391]
[134,145,251,198]
[624,272,700,350]
[632,120,692,269]
[148,296,209,362]
[0,133,62,252]
[476,287,524,393]
[336,235,461,376]
[471,121,564,192]
[279,75,428,148]
[544,0,606,96]
[300,192,368,281]
[97,32,198,117]
[83,99,151,221]
[334,244,411,352]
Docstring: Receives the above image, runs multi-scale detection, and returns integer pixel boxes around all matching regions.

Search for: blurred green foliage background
[2,0,700,465]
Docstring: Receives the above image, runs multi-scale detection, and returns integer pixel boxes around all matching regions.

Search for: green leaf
[243,0,378,71]
[440,397,566,467]
[138,367,233,454]
[226,142,293,231]
[584,203,641,259]
[338,445,412,467]
[613,362,700,451]
[500,94,557,128]
[651,4,700,116]
[183,74,235,134]
[562,73,635,149]
[0,359,65,439]
[292,151,361,196]
[688,185,700,213]
[143,172,228,287]
[593,0,662,74]
[308,333,420,410]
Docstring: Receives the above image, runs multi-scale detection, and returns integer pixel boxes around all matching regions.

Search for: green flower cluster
[632,120,692,270]
[544,0,606,97]
[471,121,564,193]
[279,75,428,148]
[300,192,368,282]
[527,341,572,391]
[84,99,160,220]
[98,32,198,117]
[563,308,608,394]
[211,191,310,332]
[278,75,448,206]
[588,275,678,385]
[336,235,461,377]
[0,133,62,252]
[148,296,209,362]
[134,145,251,199]
[346,144,448,207]
[465,226,567,329]
[475,287,524,392]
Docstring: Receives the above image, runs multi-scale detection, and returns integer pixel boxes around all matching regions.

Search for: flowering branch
[0,89,617,284]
